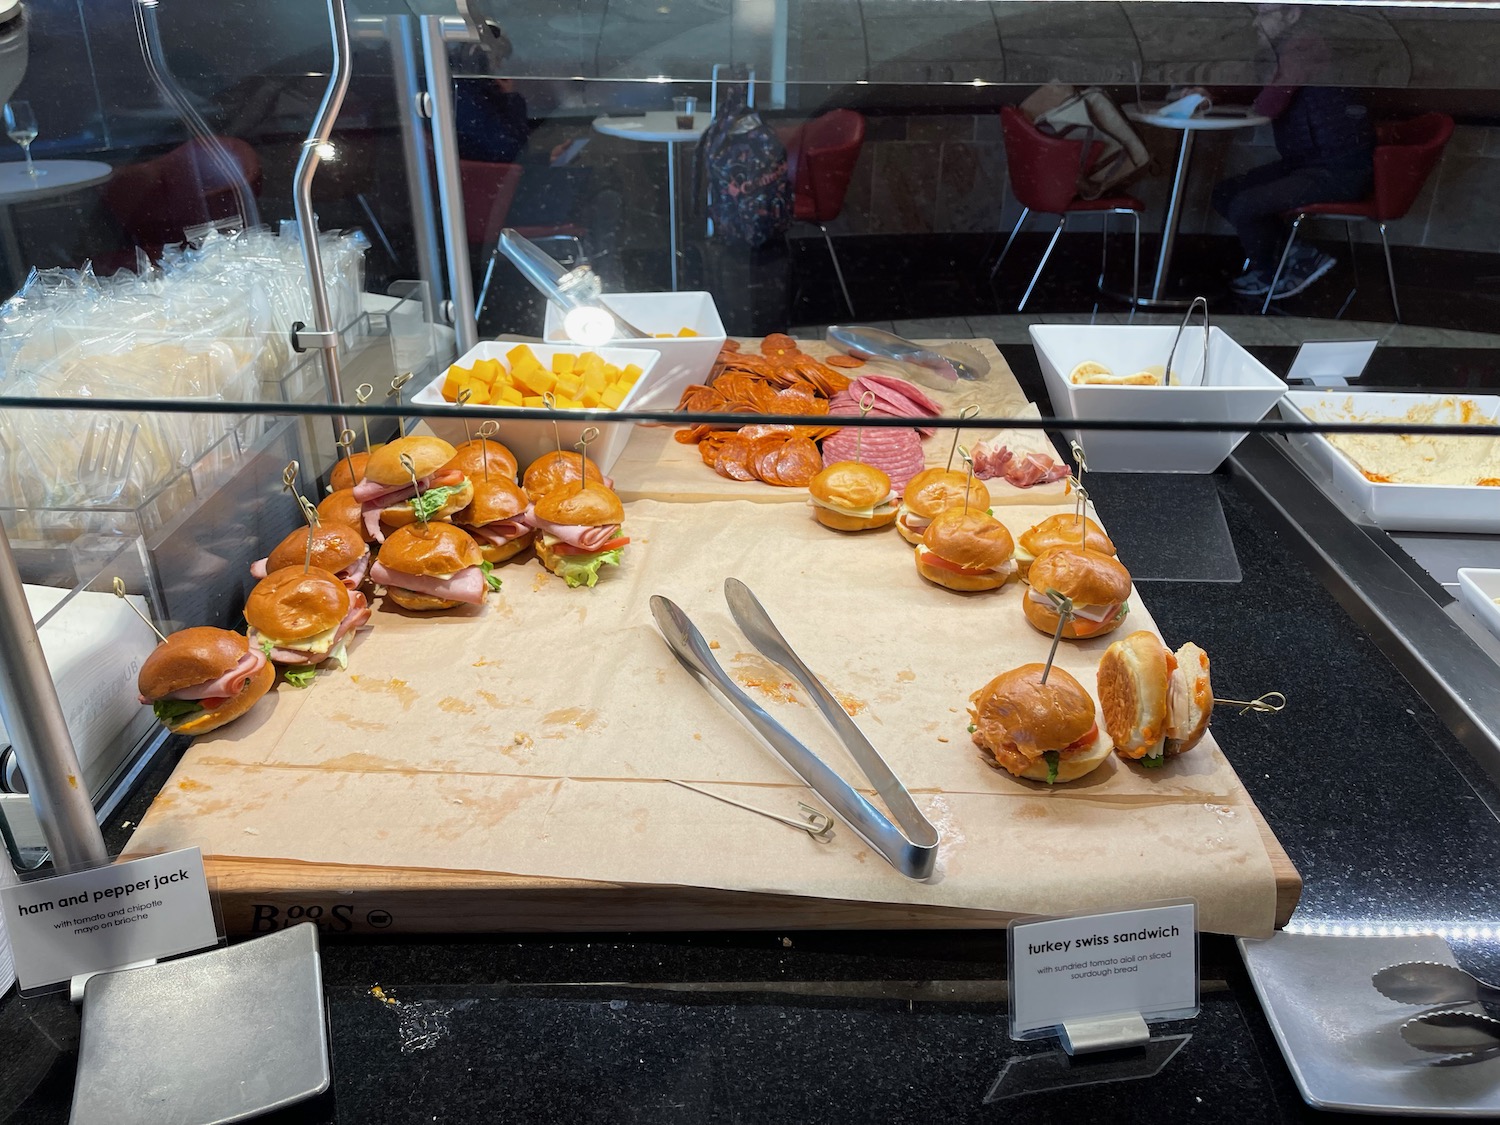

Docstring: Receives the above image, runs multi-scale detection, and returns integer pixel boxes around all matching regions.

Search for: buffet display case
[2,0,1500,1120]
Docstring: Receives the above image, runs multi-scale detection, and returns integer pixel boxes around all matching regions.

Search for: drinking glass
[4,101,42,178]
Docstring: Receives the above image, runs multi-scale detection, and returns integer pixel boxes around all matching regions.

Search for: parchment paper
[130,496,1279,937]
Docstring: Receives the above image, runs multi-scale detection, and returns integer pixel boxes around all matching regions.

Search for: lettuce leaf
[1044,750,1059,785]
[480,560,503,592]
[409,484,468,523]
[1139,750,1165,769]
[327,640,349,672]
[152,699,205,722]
[284,667,317,689]
[553,547,623,589]
[259,639,274,657]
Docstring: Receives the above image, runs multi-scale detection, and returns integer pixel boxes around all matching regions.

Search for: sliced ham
[151,649,267,703]
[466,519,531,546]
[369,561,488,605]
[252,553,369,588]
[353,478,420,505]
[250,593,371,664]
[531,518,620,552]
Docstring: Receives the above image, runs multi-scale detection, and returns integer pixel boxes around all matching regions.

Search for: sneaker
[1230,269,1272,297]
[1270,251,1337,300]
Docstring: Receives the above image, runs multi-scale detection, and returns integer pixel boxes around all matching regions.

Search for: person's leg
[1266,164,1373,298]
[1219,161,1313,274]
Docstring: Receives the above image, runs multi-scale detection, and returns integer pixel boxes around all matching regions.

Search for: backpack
[1022,83,1153,200]
[694,75,792,248]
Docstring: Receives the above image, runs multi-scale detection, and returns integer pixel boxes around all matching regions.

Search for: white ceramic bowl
[411,341,662,475]
[1030,324,1287,473]
[542,291,726,413]
[1457,568,1500,646]
[1281,391,1500,534]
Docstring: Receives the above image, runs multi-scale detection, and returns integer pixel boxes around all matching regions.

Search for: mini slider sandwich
[1022,546,1132,640]
[330,449,374,491]
[896,467,990,546]
[137,627,275,736]
[455,477,535,564]
[1097,630,1213,767]
[968,664,1113,784]
[354,435,474,541]
[371,521,500,610]
[807,461,897,531]
[522,449,610,501]
[250,522,371,589]
[530,483,629,588]
[444,438,518,483]
[1015,514,1115,579]
[318,488,375,544]
[915,509,1018,591]
[245,567,371,680]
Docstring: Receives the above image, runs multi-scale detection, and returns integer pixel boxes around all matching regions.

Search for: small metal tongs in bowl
[650,579,940,880]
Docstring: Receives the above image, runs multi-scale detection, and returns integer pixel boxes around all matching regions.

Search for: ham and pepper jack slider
[249,521,371,590]
[244,566,372,680]
[372,521,501,610]
[1097,630,1213,767]
[353,435,474,542]
[531,482,630,588]
[137,627,275,736]
[455,477,535,564]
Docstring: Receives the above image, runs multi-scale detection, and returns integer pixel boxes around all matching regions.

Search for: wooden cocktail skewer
[354,383,375,456]
[946,405,980,472]
[455,387,475,448]
[1069,439,1090,540]
[282,460,312,520]
[476,420,499,483]
[1216,691,1287,716]
[387,372,413,437]
[298,496,319,573]
[336,428,358,489]
[111,577,167,643]
[957,446,975,517]
[544,391,562,455]
[574,427,599,492]
[400,452,427,528]
[1039,589,1075,685]
[854,390,876,464]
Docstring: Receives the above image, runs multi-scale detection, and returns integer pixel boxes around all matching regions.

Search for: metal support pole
[420,15,478,352]
[388,15,443,327]
[293,0,354,439]
[1148,129,1196,304]
[0,528,107,872]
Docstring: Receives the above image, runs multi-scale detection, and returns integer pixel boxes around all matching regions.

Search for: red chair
[1262,112,1453,319]
[784,108,864,316]
[461,160,524,322]
[103,137,262,251]
[989,105,1144,311]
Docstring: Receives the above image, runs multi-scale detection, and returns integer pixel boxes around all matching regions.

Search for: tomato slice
[1068,613,1119,638]
[551,536,630,557]
[198,696,229,710]
[1062,723,1098,751]
[431,470,465,488]
[920,552,994,576]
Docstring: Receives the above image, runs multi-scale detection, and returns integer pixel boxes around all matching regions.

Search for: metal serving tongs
[825,325,989,387]
[649,579,940,880]
[497,228,651,339]
[1162,296,1210,387]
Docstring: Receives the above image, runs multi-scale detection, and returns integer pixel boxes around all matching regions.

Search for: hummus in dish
[1304,397,1500,487]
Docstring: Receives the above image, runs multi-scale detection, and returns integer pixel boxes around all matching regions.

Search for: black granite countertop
[3,464,1500,1124]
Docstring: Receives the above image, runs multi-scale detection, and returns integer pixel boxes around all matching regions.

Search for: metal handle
[1164,295,1210,387]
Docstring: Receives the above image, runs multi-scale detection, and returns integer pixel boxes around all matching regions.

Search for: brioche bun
[1097,631,1169,760]
[138,627,252,699]
[163,659,275,736]
[915,510,1017,591]
[968,664,1109,783]
[245,567,352,641]
[266,523,367,574]
[1023,547,1132,639]
[364,435,458,486]
[444,439,517,482]
[318,489,372,543]
[523,450,606,499]
[896,469,990,544]
[534,483,623,528]
[478,534,534,564]
[377,521,484,578]
[330,450,372,491]
[809,461,896,531]
[1165,641,1213,755]
[458,478,529,527]
[1016,515,1115,577]
[385,588,461,612]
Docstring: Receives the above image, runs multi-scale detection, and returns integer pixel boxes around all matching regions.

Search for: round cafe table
[592,112,709,292]
[0,159,113,289]
[1125,103,1269,307]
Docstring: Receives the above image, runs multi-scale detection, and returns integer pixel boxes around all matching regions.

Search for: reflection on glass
[3,99,42,178]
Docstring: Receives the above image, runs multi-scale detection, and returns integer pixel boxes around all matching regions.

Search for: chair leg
[818,222,855,318]
[476,244,501,327]
[989,206,1031,281]
[1379,221,1401,323]
[1336,220,1359,320]
[1098,212,1110,291]
[1130,210,1142,320]
[1261,215,1303,315]
[1019,215,1065,312]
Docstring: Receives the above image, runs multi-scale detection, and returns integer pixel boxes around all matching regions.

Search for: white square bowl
[1030,324,1287,473]
[542,292,726,413]
[1457,568,1500,645]
[411,341,661,475]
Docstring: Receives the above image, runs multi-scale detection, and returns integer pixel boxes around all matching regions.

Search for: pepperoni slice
[750,435,788,483]
[714,435,756,481]
[825,354,865,369]
[775,437,822,487]
[761,333,798,355]
[720,340,742,353]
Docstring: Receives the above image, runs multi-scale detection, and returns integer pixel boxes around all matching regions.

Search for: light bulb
[562,305,615,347]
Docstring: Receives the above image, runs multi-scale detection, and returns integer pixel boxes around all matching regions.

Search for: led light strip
[1283,920,1500,940]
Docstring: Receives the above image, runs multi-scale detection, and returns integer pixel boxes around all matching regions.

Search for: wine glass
[4,101,42,179]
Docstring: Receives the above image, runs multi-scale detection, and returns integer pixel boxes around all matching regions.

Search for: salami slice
[774,437,823,487]
[820,426,926,491]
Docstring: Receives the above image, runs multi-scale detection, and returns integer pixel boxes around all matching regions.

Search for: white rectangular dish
[1281,391,1500,533]
[412,341,661,474]
[1030,324,1287,473]
[1457,569,1500,645]
[543,292,726,413]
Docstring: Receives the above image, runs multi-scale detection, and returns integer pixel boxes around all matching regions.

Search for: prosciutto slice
[971,443,1070,487]
[531,518,621,552]
[369,561,488,605]
[252,592,372,664]
[148,649,266,703]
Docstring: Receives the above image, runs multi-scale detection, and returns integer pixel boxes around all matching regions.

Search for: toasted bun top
[444,439,518,482]
[377,521,484,576]
[244,567,352,640]
[902,468,990,519]
[330,450,371,492]
[266,522,367,573]
[809,461,892,510]
[969,664,1096,755]
[921,509,1015,568]
[1028,546,1131,605]
[1020,514,1115,557]
[137,627,249,699]
[457,477,529,527]
[318,488,364,530]
[522,450,605,498]
[534,482,624,527]
[364,435,458,485]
